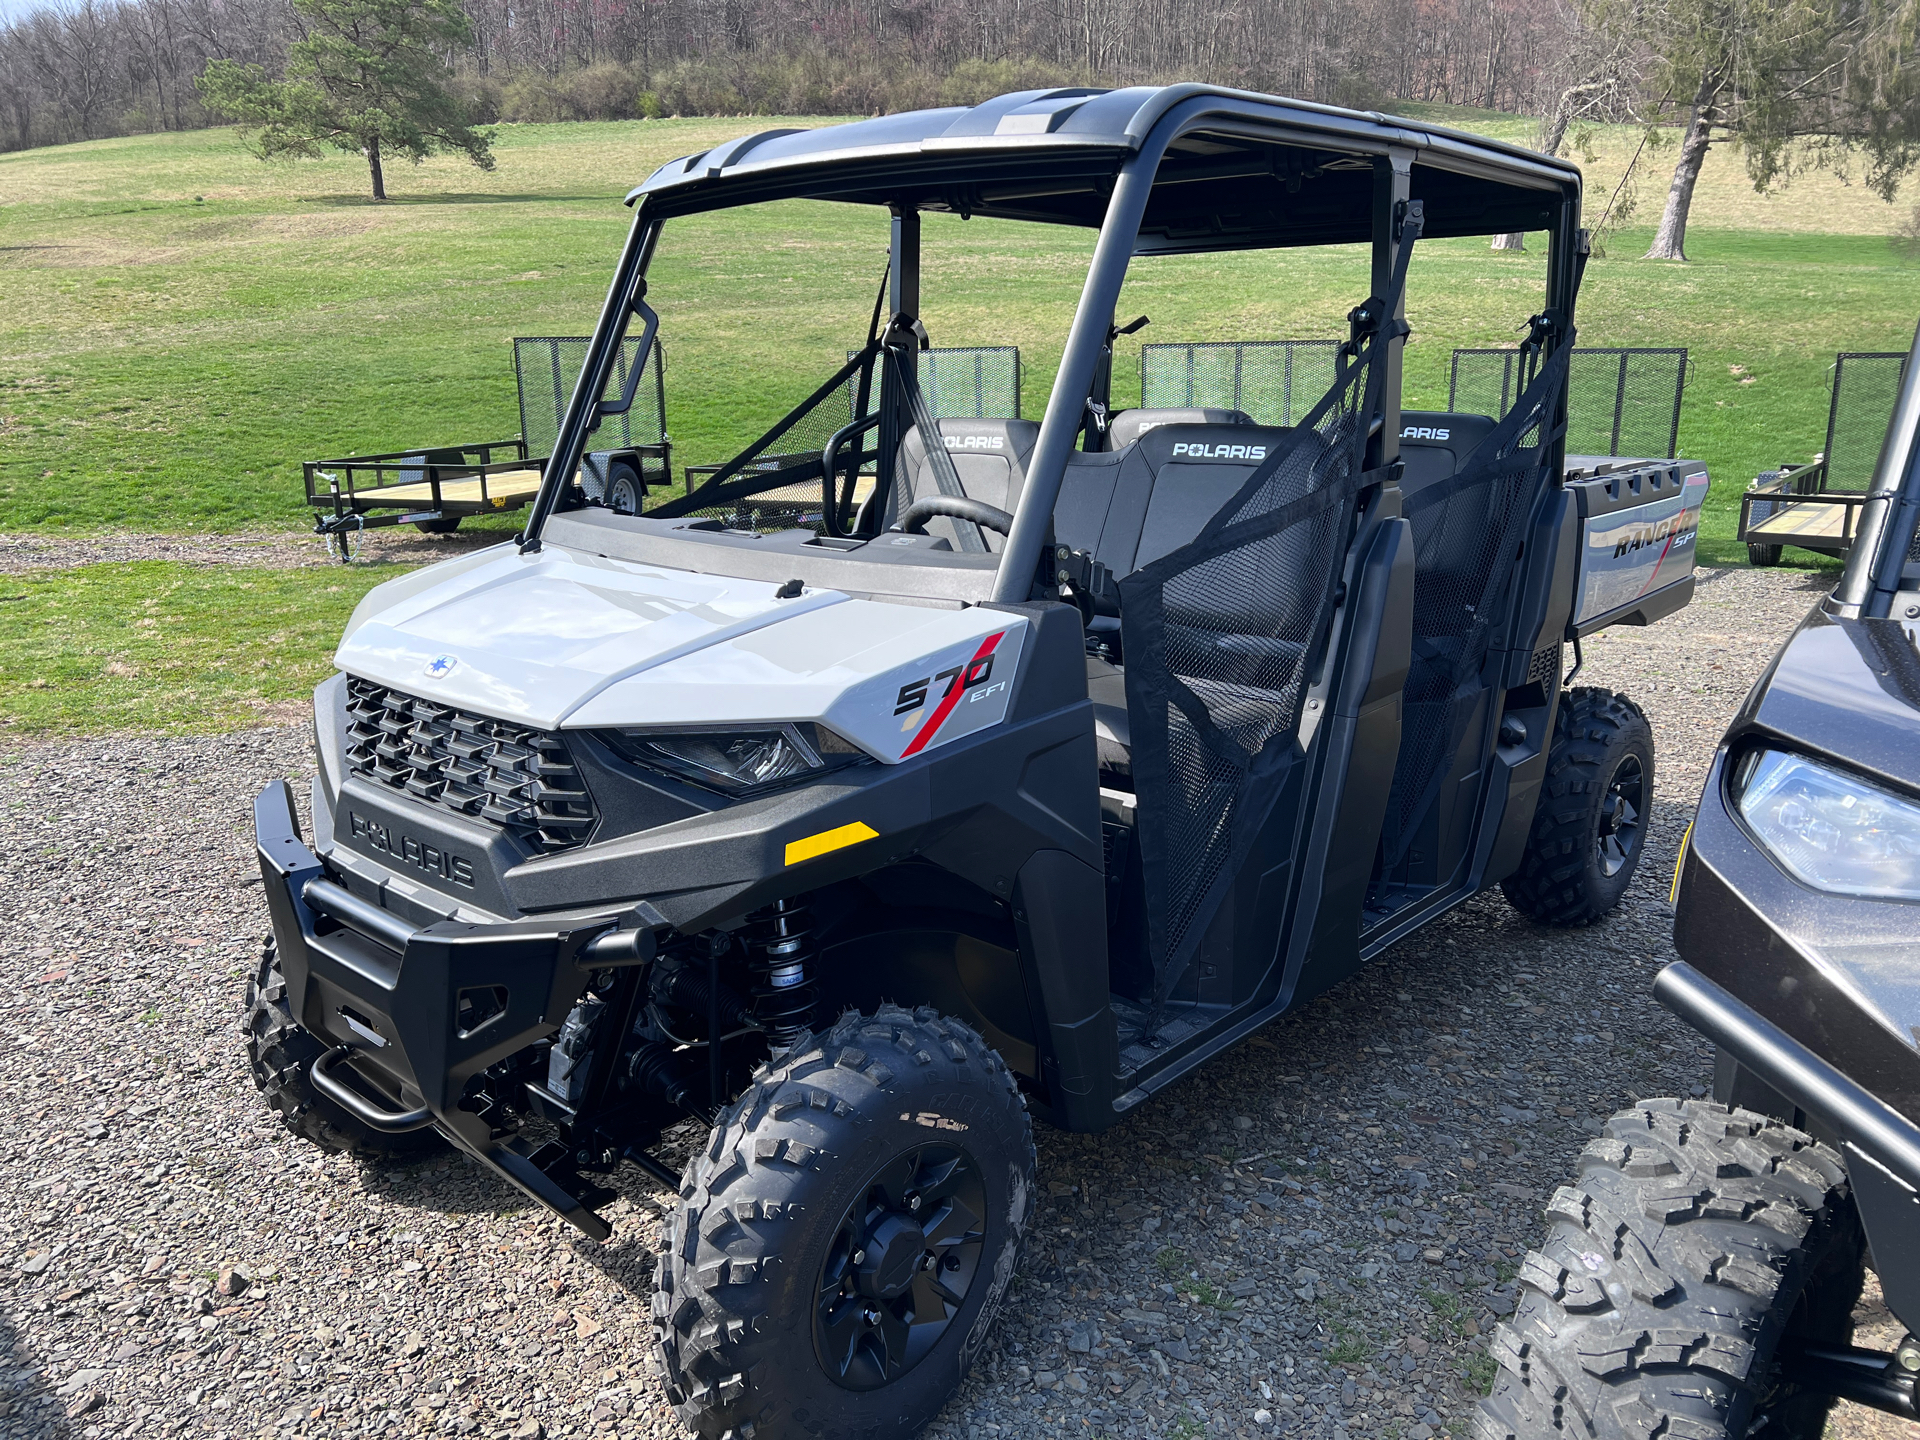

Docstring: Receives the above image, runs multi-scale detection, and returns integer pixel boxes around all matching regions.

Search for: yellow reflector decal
[784,821,878,867]
[1670,819,1694,906]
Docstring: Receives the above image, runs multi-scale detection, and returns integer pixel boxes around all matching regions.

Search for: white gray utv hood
[335,543,1026,762]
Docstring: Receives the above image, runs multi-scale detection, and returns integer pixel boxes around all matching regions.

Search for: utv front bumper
[254,780,626,1238]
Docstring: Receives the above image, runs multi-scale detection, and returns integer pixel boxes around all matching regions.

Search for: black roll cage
[517,86,1585,606]
[1831,318,1920,619]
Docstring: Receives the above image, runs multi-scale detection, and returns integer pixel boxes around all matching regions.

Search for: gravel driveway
[4,562,1899,1440]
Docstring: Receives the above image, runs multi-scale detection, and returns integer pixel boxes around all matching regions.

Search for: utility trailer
[246,86,1717,1439]
[305,336,669,558]
[1740,350,1909,566]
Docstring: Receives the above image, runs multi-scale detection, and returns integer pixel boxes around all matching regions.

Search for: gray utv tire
[1476,1099,1864,1440]
[1501,687,1653,926]
[243,938,442,1157]
[653,1005,1036,1440]
[1747,543,1783,568]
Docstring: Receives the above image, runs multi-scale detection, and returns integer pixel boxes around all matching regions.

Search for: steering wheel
[895,494,1015,538]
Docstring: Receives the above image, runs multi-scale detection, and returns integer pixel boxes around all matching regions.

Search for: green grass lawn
[1,114,1911,733]
[0,560,401,733]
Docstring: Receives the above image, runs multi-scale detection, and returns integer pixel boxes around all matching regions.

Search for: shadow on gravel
[2,1300,83,1436]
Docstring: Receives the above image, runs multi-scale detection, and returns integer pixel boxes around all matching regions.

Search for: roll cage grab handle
[523,101,1583,575]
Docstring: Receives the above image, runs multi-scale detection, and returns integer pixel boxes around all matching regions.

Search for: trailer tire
[413,517,462,534]
[608,461,644,516]
[1475,1098,1863,1440]
[1501,687,1652,926]
[1748,542,1782,567]
[242,938,443,1157]
[653,1004,1035,1440]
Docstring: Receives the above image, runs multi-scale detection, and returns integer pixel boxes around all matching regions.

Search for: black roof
[628,84,1581,251]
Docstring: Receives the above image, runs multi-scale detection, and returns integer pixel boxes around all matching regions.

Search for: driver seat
[883,419,1040,551]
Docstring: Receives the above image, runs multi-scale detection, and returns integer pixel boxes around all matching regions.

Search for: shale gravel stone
[0,561,1895,1440]
[0,528,500,574]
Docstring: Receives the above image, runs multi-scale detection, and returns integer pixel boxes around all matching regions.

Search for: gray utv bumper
[255,780,620,1238]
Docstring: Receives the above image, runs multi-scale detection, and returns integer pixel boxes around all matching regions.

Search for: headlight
[1736,750,1920,900]
[605,722,864,795]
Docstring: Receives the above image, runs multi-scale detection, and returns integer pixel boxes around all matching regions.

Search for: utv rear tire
[1748,542,1783,567]
[1501,687,1652,926]
[1476,1099,1864,1440]
[652,1005,1035,1440]
[243,938,442,1157]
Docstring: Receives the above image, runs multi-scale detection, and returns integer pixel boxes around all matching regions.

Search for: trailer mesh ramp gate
[1140,340,1341,425]
[1450,346,1684,459]
[515,336,668,490]
[1824,353,1909,489]
[657,346,1017,535]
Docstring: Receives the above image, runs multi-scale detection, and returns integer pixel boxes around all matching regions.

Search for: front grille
[343,678,597,853]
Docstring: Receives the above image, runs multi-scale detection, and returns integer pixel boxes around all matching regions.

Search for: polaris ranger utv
[249,86,1702,1439]
[1477,322,1920,1440]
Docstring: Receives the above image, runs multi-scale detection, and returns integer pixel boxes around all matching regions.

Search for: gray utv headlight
[606,722,864,794]
[1736,750,1920,900]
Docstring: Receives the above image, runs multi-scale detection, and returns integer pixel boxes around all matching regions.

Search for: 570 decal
[894,650,999,714]
[894,630,1009,759]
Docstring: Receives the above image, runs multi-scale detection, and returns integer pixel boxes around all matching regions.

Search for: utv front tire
[243,939,442,1157]
[1476,1099,1864,1440]
[653,1005,1036,1440]
[1502,687,1652,925]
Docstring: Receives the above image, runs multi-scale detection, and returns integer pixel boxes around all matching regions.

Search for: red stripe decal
[900,630,1006,758]
[1631,527,1680,600]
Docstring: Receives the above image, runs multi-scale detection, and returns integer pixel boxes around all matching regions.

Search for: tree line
[4,0,1916,259]
[0,0,1593,158]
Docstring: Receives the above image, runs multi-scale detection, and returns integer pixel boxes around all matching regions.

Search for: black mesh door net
[1380,338,1573,873]
[1119,209,1423,1013]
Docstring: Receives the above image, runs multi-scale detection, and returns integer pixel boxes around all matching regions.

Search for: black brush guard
[254,780,632,1239]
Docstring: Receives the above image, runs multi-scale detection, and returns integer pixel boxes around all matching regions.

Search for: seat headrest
[1107,407,1255,449]
[901,417,1040,465]
[1398,410,1496,455]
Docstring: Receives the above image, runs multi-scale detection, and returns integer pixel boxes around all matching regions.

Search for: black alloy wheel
[814,1143,987,1389]
[653,1005,1035,1440]
[1501,687,1655,926]
[1596,752,1644,878]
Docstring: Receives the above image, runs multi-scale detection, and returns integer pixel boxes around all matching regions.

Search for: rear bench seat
[1104,406,1254,449]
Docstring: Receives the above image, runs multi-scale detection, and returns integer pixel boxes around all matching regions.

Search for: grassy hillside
[2,118,1915,557]
[0,112,1914,733]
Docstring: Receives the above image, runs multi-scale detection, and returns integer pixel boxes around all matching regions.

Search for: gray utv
[249,85,1704,1438]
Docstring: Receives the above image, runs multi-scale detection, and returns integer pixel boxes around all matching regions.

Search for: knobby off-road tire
[652,1005,1036,1440]
[1502,687,1653,926]
[243,938,442,1157]
[1477,1099,1864,1440]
